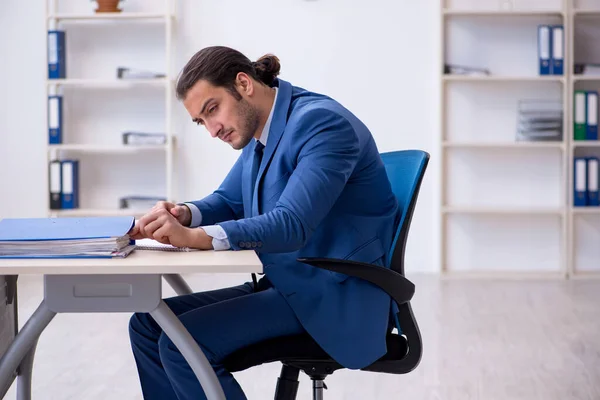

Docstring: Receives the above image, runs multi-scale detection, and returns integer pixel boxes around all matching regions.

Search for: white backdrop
[0,0,440,273]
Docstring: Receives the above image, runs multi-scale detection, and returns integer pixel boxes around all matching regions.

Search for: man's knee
[158,331,217,367]
[129,312,155,341]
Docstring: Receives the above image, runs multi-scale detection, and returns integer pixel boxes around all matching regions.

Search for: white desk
[0,249,262,400]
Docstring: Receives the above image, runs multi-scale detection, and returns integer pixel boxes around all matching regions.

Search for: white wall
[0,0,440,273]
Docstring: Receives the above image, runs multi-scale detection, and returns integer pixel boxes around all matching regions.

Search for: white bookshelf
[442,0,600,278]
[45,0,176,219]
[440,0,570,278]
[569,0,600,278]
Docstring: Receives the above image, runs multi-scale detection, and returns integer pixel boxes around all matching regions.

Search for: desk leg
[16,340,37,400]
[162,274,194,296]
[0,301,55,400]
[150,300,226,400]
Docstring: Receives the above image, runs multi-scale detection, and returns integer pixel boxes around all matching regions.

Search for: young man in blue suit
[128,46,399,400]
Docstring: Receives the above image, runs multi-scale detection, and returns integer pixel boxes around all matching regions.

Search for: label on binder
[49,98,59,129]
[575,91,587,141]
[589,95,598,125]
[48,33,58,64]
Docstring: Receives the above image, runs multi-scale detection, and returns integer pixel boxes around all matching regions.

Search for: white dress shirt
[184,87,279,250]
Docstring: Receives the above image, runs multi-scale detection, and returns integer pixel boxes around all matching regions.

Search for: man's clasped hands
[128,201,213,250]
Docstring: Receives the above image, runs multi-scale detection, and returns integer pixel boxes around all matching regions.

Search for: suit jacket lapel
[251,79,293,216]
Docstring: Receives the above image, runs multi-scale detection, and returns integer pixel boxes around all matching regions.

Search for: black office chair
[222,150,430,400]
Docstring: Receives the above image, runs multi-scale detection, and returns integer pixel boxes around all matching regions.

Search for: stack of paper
[117,67,165,80]
[0,216,136,258]
[516,99,563,142]
[135,238,197,252]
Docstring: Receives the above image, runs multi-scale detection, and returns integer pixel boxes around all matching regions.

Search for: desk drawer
[44,274,161,313]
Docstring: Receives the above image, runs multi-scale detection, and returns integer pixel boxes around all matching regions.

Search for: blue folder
[551,25,564,75]
[0,217,135,259]
[574,157,588,207]
[61,160,79,209]
[587,157,600,206]
[538,25,551,76]
[48,30,66,79]
[48,95,63,144]
[0,216,134,242]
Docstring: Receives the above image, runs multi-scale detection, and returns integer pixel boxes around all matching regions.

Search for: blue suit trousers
[128,277,305,400]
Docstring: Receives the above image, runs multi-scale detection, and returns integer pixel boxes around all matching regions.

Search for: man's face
[183,79,260,150]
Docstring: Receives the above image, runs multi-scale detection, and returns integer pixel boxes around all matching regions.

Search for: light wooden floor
[4,273,600,400]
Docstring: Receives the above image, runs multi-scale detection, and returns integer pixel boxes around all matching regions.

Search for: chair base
[274,364,331,400]
[274,365,300,400]
[312,378,327,400]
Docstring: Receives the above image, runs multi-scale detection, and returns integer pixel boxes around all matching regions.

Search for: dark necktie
[250,141,265,287]
[251,141,265,193]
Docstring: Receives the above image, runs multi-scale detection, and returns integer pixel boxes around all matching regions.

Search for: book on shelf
[574,157,600,207]
[538,25,563,76]
[0,216,136,258]
[49,159,80,210]
[48,95,63,144]
[574,90,599,141]
[47,30,66,79]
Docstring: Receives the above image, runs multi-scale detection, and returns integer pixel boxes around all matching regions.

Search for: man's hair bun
[253,54,281,87]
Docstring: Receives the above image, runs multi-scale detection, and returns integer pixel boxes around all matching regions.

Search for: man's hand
[135,208,191,246]
[130,208,213,249]
[150,201,192,227]
[127,201,191,241]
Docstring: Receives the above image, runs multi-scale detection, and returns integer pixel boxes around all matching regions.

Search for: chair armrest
[296,257,415,305]
[297,257,423,374]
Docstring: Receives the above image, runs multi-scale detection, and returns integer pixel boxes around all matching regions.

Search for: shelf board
[572,141,600,147]
[443,75,565,83]
[443,142,564,149]
[48,12,172,22]
[443,207,563,215]
[49,208,147,217]
[569,271,600,280]
[48,144,168,153]
[573,75,600,82]
[46,78,169,88]
[571,207,600,214]
[442,9,565,16]
[573,9,600,16]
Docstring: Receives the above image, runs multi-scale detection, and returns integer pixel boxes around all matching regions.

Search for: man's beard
[232,98,261,150]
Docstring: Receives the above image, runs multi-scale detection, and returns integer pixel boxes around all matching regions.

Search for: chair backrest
[380,150,430,275]
[367,150,428,375]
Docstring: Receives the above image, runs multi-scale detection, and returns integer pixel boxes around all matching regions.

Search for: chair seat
[222,332,408,375]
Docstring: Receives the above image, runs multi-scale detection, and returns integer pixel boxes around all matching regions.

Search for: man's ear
[236,72,254,96]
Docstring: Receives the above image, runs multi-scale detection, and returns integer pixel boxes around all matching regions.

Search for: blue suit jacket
[189,78,399,369]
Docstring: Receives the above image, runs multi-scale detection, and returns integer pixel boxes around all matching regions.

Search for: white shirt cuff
[184,203,202,227]
[201,225,231,251]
